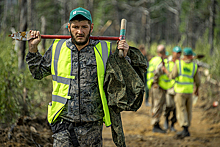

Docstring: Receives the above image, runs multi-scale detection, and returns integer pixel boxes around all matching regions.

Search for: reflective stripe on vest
[158,60,175,90]
[147,56,162,89]
[48,39,112,126]
[174,60,197,94]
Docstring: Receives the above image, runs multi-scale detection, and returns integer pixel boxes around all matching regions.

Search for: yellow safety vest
[174,60,198,94]
[147,56,162,89]
[48,39,111,126]
[158,60,175,90]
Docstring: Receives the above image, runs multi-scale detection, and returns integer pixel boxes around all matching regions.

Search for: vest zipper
[78,51,81,123]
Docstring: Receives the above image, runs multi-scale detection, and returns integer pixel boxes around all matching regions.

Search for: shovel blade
[8,31,31,41]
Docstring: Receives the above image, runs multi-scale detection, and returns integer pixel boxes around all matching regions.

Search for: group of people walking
[144,45,200,139]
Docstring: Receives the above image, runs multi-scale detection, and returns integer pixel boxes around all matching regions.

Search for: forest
[1,0,220,146]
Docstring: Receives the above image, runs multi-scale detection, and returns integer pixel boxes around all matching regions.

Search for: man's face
[173,52,181,59]
[68,20,93,46]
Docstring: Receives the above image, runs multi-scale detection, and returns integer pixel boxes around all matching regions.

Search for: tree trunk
[18,0,27,70]
[174,0,183,43]
[27,0,33,29]
[61,0,67,34]
[209,0,216,55]
[174,12,180,43]
[187,2,195,48]
[165,12,171,44]
[1,0,8,34]
[112,0,120,36]
[22,87,29,116]
[85,0,93,16]
[40,16,46,54]
[146,11,151,50]
[141,11,146,44]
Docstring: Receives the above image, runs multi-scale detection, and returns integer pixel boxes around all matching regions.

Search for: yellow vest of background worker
[147,56,162,89]
[48,39,112,127]
[174,60,198,94]
[158,60,175,90]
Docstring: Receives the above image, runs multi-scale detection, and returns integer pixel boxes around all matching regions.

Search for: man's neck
[172,57,179,62]
[73,40,90,51]
[157,54,164,59]
[76,44,88,51]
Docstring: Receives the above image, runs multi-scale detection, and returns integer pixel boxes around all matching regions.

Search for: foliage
[36,0,62,34]
[0,36,22,123]
[194,29,220,80]
[0,34,52,124]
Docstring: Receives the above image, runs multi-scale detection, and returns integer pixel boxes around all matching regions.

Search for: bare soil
[1,77,220,147]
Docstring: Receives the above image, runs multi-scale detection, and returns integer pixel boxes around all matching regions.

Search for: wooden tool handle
[119,19,127,58]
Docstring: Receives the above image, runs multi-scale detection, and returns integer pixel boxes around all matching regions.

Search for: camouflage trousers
[51,119,103,147]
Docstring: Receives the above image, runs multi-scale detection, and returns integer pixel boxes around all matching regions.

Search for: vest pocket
[48,101,66,124]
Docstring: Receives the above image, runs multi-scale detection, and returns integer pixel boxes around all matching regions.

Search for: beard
[70,29,91,46]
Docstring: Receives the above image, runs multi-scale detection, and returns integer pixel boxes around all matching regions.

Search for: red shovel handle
[41,35,119,41]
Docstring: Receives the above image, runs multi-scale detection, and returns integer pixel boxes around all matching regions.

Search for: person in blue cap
[162,47,200,139]
[25,7,144,146]
[163,46,182,132]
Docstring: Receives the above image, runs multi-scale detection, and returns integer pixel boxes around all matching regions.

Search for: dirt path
[103,98,220,147]
[1,79,220,147]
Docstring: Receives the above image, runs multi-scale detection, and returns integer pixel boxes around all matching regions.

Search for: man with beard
[26,7,131,146]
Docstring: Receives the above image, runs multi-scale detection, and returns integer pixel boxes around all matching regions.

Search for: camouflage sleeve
[168,63,178,80]
[194,69,201,88]
[26,44,53,80]
[126,46,148,83]
[127,46,148,69]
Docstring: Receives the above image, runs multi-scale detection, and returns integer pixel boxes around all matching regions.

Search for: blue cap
[172,46,182,53]
[69,7,92,23]
[166,51,169,56]
[183,47,195,56]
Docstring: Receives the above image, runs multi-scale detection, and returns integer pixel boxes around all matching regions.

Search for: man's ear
[68,23,71,32]
[90,23,94,33]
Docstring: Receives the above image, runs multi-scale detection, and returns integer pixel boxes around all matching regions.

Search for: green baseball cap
[69,7,92,23]
[183,47,195,56]
[172,46,182,53]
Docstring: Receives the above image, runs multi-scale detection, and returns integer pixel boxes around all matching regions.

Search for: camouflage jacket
[26,39,147,147]
[105,47,148,147]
